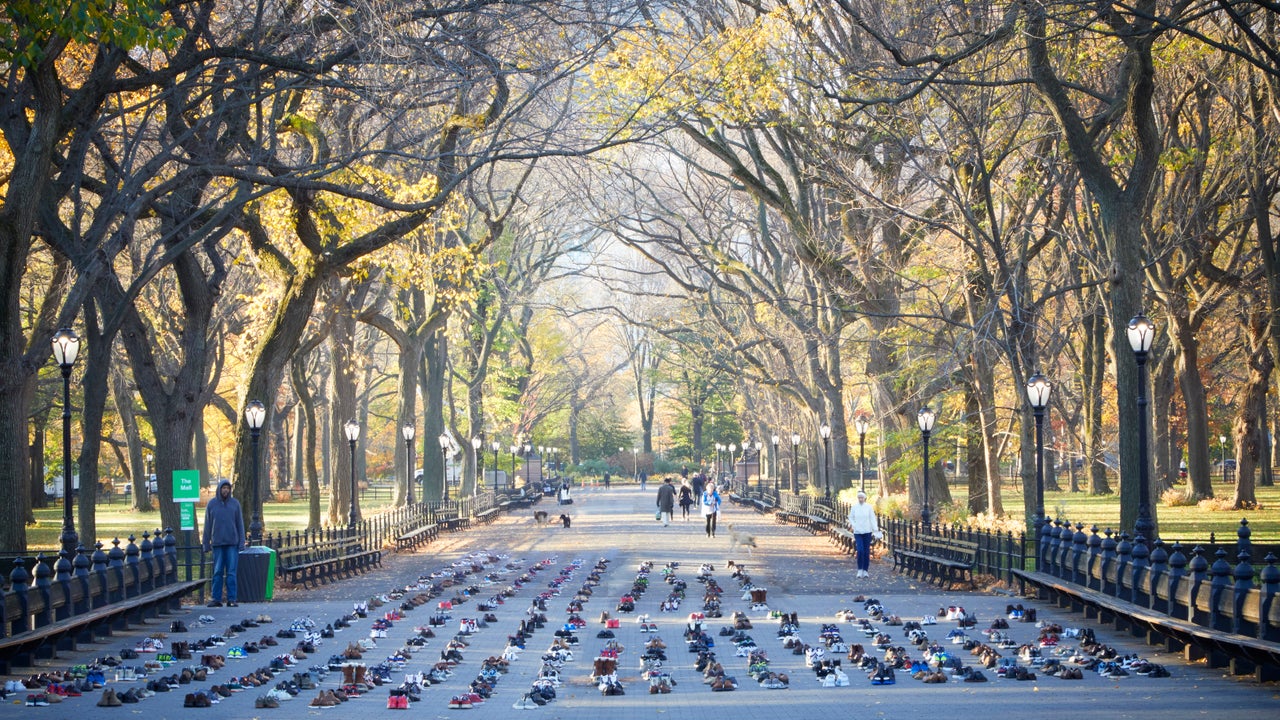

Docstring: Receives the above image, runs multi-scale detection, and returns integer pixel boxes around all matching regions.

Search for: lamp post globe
[819,424,831,500]
[344,419,360,529]
[52,328,81,556]
[916,406,936,525]
[245,399,267,544]
[1025,373,1052,556]
[1127,314,1156,541]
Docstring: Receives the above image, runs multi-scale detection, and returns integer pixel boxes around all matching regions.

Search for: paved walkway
[2,486,1276,719]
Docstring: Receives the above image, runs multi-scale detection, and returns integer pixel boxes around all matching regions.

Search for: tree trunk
[1082,305,1111,495]
[1151,347,1174,494]
[75,300,113,548]
[1170,315,1214,499]
[328,286,360,526]
[421,331,448,500]
[965,387,987,514]
[290,350,323,529]
[1232,302,1273,508]
[110,365,150,512]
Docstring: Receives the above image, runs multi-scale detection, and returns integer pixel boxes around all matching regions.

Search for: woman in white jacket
[846,490,881,578]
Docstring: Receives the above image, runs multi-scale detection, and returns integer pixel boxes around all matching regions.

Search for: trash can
[236,546,277,603]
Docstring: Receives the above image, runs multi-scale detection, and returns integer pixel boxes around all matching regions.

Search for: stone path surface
[2,486,1277,719]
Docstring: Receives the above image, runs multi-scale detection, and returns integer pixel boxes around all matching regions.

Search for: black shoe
[208,601,223,608]
[227,602,239,607]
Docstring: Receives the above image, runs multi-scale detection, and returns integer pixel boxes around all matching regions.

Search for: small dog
[559,514,572,528]
[533,510,549,525]
[726,524,756,556]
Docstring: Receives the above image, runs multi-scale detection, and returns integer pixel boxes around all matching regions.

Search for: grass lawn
[968,478,1279,542]
[24,486,401,553]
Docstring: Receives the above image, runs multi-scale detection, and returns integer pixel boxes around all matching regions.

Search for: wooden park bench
[892,535,978,589]
[831,526,857,554]
[394,522,440,552]
[278,537,381,589]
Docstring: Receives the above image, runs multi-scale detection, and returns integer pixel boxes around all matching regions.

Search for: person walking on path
[656,477,677,526]
[846,489,882,578]
[691,472,705,500]
[678,481,694,520]
[202,478,245,607]
[700,483,722,538]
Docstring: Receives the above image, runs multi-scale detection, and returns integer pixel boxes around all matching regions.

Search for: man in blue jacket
[202,478,245,607]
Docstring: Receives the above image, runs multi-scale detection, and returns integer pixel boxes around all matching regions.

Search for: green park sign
[172,469,200,502]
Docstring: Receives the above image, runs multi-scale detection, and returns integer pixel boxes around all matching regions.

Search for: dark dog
[533,510,549,525]
[559,514,572,528]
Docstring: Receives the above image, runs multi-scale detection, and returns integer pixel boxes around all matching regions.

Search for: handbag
[655,510,663,521]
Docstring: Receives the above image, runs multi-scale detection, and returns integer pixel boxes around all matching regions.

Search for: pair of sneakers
[856,569,870,578]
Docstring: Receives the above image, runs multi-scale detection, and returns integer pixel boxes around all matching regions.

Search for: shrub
[1161,488,1197,507]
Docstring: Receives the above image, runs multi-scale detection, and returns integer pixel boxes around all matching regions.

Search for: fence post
[32,554,53,633]
[1071,524,1088,586]
[1206,548,1233,667]
[53,550,72,622]
[1232,547,1256,638]
[91,542,108,610]
[108,539,125,606]
[1099,529,1118,597]
[9,558,31,637]
[1259,554,1279,642]
[124,535,141,599]
[1148,539,1169,613]
[1086,527,1103,591]
[73,545,91,617]
[1057,521,1075,577]
[139,530,155,593]
[165,527,178,586]
[1115,533,1133,604]
[1130,531,1150,608]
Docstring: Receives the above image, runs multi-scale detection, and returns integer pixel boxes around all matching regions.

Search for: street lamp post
[510,444,519,486]
[728,443,737,488]
[754,441,763,495]
[1219,434,1227,483]
[52,328,80,556]
[632,447,638,483]
[771,434,780,495]
[403,423,416,505]
[1127,314,1156,541]
[917,407,936,526]
[854,416,869,493]
[471,437,482,496]
[819,424,831,500]
[790,433,800,495]
[245,400,267,545]
[1026,373,1052,554]
[439,434,452,502]
[714,443,723,478]
[344,419,360,530]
